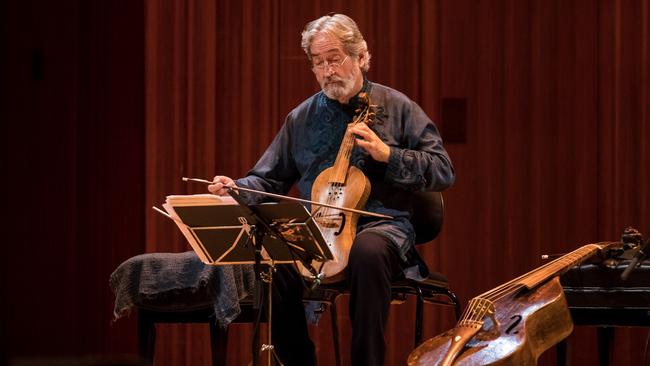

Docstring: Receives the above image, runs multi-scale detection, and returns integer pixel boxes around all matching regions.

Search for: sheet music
[165,194,237,206]
[163,194,252,264]
[161,194,330,266]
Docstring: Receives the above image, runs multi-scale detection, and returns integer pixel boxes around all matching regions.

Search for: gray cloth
[109,251,256,327]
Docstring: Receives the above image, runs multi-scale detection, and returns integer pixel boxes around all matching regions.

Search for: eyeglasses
[311,55,349,71]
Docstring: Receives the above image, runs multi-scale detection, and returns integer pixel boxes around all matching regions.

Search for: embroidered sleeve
[384,103,454,192]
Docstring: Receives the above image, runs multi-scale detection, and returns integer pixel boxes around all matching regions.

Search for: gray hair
[301,13,371,72]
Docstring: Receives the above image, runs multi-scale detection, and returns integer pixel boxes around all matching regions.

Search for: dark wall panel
[2,0,145,363]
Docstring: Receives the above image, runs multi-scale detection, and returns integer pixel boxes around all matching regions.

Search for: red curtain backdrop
[1,0,648,365]
[143,1,649,365]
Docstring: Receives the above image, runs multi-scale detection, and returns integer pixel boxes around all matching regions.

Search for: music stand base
[256,263,284,366]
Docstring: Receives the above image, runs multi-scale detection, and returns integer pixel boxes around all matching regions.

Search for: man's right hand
[207,175,236,196]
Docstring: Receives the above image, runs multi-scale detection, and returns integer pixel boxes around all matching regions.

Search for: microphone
[621,237,649,280]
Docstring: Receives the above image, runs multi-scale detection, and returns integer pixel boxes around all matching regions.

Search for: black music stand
[163,193,331,366]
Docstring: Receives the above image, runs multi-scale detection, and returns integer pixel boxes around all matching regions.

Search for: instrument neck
[461,243,610,327]
[330,126,358,184]
[517,243,603,290]
[472,242,612,304]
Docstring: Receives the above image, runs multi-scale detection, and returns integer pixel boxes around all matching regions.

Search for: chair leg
[597,327,614,366]
[329,301,342,366]
[445,288,462,321]
[138,311,156,366]
[415,286,424,346]
[556,338,569,366]
[209,319,229,366]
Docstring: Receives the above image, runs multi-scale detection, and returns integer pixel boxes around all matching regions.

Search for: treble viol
[296,92,377,283]
[408,242,620,366]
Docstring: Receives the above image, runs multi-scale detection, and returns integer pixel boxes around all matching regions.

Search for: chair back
[411,191,444,244]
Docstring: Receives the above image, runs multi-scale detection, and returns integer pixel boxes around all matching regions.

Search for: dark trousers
[272,231,403,366]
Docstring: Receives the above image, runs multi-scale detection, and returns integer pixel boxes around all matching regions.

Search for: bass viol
[408,242,619,366]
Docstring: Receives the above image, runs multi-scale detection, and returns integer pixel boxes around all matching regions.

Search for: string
[317,104,371,235]
[485,244,599,299]
[457,244,603,323]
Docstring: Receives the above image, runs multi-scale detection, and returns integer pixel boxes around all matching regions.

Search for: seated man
[208,13,454,366]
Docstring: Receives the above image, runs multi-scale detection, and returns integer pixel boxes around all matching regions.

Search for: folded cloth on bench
[109,251,256,327]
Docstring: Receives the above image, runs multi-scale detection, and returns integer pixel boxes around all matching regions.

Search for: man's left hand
[349,123,390,163]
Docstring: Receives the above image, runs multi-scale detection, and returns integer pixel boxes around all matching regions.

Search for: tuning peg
[358,92,369,104]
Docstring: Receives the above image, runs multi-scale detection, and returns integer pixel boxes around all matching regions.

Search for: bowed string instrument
[295,92,380,283]
[407,241,622,366]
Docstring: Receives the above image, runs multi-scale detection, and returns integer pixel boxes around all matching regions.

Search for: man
[208,13,454,366]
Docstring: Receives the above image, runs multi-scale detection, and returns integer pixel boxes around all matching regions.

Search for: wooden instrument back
[408,242,618,366]
[408,277,572,365]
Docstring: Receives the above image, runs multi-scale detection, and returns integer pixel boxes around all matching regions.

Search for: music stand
[162,192,331,366]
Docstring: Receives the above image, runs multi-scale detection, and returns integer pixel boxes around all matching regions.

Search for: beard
[321,66,360,101]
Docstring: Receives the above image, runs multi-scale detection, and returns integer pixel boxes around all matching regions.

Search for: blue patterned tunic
[236,79,454,265]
